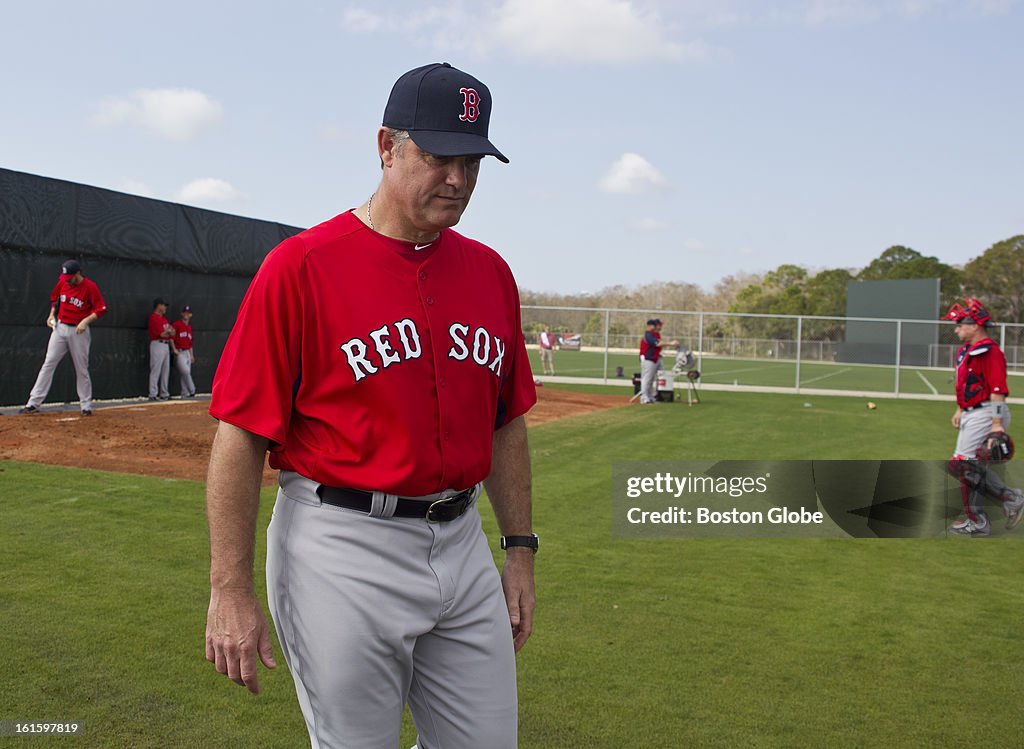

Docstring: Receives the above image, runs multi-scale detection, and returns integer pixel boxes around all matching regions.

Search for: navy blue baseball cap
[383,62,509,164]
[62,259,81,275]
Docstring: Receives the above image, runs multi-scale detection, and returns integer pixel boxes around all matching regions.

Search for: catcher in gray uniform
[943,298,1024,536]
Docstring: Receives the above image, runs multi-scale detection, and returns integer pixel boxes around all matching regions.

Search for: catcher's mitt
[977,431,1014,463]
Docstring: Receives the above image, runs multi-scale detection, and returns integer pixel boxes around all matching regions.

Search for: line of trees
[519,235,1024,341]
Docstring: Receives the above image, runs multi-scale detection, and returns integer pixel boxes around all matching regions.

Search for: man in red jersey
[20,259,107,416]
[639,318,676,404]
[147,297,175,400]
[943,297,1024,536]
[171,305,196,398]
[204,63,537,749]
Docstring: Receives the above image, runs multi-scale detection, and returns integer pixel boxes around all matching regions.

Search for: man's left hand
[501,550,535,652]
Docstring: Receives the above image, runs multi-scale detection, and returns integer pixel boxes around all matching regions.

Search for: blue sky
[2,0,1021,293]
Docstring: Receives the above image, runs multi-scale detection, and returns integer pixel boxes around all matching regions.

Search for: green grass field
[528,348,1024,396]
[3,388,1023,747]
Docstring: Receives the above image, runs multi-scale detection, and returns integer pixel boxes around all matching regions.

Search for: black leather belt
[316,485,475,523]
[964,402,990,412]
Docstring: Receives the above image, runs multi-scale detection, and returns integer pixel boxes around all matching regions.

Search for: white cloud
[92,88,222,141]
[598,153,668,194]
[176,178,244,204]
[492,0,705,63]
[340,0,714,64]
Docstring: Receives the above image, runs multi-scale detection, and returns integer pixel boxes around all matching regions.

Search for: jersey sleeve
[209,236,306,446]
[494,288,537,429]
[986,346,1009,397]
[49,279,64,306]
[87,281,107,318]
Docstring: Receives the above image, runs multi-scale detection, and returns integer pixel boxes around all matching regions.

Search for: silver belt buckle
[425,496,452,524]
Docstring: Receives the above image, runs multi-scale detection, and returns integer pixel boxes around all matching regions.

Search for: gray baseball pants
[640,359,658,403]
[266,471,518,749]
[953,403,1017,521]
[148,341,170,398]
[26,323,93,411]
[174,352,195,396]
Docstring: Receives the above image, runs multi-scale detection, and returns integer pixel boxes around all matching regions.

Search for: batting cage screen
[0,168,304,406]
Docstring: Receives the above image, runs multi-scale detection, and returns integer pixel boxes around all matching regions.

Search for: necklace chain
[367,192,375,231]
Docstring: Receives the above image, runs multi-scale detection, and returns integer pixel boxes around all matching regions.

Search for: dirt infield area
[0,387,628,485]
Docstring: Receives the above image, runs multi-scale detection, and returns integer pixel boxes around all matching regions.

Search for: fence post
[795,316,803,390]
[894,320,902,396]
[697,312,705,373]
[602,309,611,384]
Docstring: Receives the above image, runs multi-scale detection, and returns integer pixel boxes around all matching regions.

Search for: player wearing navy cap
[943,297,1024,536]
[20,258,107,416]
[205,63,536,748]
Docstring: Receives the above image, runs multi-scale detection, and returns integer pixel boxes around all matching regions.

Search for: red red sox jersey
[955,337,1008,409]
[640,331,661,363]
[148,313,171,341]
[51,276,107,325]
[210,210,537,496]
[172,320,193,350]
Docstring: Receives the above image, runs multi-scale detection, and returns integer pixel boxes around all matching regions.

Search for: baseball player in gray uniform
[944,298,1024,536]
[147,297,175,400]
[204,63,537,749]
[20,259,107,416]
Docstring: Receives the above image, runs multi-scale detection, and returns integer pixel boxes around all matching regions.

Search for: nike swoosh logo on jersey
[414,242,433,251]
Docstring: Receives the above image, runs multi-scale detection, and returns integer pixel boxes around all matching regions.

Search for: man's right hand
[952,409,962,429]
[205,587,277,694]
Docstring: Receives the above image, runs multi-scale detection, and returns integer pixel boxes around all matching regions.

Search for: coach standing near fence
[19,259,106,416]
[147,297,175,400]
[639,318,676,404]
[204,62,537,748]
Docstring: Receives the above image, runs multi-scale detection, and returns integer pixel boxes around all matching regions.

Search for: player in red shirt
[205,63,537,748]
[943,297,1024,536]
[20,259,107,416]
[147,297,175,400]
[639,318,676,404]
[171,305,196,398]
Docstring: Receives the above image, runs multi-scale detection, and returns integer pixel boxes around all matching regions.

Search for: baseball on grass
[867,402,877,410]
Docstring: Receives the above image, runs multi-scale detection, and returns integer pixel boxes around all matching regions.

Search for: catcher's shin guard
[948,457,986,522]
[948,457,1024,522]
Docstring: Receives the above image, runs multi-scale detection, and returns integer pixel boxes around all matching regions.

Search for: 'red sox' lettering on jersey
[211,211,536,496]
[340,318,423,382]
[342,319,504,382]
[447,323,505,375]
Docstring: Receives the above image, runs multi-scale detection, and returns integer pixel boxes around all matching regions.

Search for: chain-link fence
[521,305,1024,398]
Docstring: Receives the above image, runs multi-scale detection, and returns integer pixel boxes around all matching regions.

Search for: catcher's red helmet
[943,297,991,327]
[977,432,1014,463]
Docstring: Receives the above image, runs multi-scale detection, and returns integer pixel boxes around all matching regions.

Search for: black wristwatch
[500,533,539,553]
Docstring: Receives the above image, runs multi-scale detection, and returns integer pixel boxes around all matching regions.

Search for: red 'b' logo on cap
[459,88,480,122]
